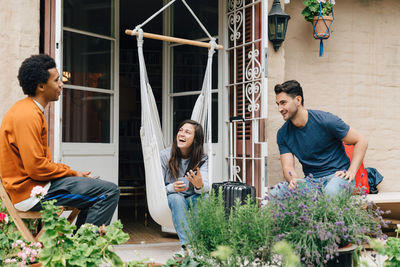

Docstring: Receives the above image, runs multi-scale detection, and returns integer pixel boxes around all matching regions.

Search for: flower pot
[312,16,333,39]
[30,263,41,267]
[326,244,357,267]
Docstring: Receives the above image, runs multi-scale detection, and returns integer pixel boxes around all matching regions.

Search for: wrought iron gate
[226,0,267,195]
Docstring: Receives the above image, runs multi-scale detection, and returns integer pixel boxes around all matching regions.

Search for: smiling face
[176,123,195,157]
[275,92,302,121]
[40,67,63,103]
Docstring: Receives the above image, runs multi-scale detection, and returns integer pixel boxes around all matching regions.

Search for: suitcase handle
[229,116,245,123]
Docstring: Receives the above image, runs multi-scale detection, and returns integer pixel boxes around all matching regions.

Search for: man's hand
[185,168,203,189]
[288,178,298,190]
[77,171,92,177]
[174,181,187,192]
[335,169,355,183]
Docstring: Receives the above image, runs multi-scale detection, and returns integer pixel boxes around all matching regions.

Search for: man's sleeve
[277,129,291,155]
[325,112,350,140]
[15,113,77,181]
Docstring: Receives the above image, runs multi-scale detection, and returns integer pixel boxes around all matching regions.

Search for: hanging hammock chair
[125,0,223,229]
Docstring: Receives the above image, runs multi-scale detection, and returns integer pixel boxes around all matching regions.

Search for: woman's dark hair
[274,80,304,106]
[168,119,204,179]
[18,54,56,96]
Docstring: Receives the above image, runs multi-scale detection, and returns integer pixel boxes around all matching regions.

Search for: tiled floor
[113,242,181,264]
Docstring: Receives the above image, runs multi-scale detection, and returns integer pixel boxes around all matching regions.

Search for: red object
[343,143,369,194]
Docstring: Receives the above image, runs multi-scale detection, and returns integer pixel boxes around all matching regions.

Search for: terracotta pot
[30,263,41,267]
[146,263,164,267]
[312,16,333,39]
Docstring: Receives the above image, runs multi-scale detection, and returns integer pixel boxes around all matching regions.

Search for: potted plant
[369,226,400,267]
[1,187,152,267]
[302,0,335,39]
[265,181,386,266]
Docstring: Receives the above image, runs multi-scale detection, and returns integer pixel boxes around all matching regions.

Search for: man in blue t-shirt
[271,80,368,196]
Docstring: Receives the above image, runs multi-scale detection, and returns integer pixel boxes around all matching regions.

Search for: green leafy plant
[38,199,130,266]
[272,241,301,267]
[302,0,335,22]
[2,186,152,267]
[184,191,276,266]
[0,201,24,266]
[369,227,400,267]
[265,181,385,266]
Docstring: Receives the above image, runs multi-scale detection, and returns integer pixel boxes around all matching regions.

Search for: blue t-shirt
[277,109,350,178]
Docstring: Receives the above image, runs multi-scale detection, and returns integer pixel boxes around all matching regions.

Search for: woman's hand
[185,167,203,189]
[173,181,187,192]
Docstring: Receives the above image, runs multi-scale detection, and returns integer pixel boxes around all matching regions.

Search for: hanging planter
[302,0,335,56]
[312,15,333,39]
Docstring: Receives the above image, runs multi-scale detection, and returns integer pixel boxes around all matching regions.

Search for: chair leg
[67,208,80,224]
[13,217,36,244]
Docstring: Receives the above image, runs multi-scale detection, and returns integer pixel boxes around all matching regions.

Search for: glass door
[56,0,119,202]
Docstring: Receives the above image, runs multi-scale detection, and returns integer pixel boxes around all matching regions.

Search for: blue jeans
[269,173,355,198]
[167,193,201,246]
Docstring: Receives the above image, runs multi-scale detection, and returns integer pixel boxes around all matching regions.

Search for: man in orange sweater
[0,54,119,227]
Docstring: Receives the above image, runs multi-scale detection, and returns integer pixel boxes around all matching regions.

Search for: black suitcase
[212,181,256,214]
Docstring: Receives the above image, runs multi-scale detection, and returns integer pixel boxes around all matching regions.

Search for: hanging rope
[126,0,220,229]
[312,1,334,56]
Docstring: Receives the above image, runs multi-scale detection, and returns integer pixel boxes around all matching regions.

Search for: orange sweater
[0,97,77,203]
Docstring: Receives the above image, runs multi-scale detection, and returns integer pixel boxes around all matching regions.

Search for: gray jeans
[31,176,120,228]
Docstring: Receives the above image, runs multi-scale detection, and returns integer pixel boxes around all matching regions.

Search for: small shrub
[265,182,385,266]
[185,190,276,266]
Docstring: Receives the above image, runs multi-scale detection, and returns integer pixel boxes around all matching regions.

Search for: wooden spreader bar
[125,29,223,50]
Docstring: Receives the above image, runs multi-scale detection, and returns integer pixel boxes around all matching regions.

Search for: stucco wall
[0,0,40,119]
[268,0,400,192]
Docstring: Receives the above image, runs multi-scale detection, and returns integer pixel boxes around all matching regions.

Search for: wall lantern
[268,0,290,51]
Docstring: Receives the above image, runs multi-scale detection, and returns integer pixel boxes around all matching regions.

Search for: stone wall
[0,0,40,119]
[268,0,400,192]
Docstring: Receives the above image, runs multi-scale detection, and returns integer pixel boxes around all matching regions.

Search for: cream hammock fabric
[127,0,220,228]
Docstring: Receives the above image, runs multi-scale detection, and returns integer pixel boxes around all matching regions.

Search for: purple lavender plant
[264,179,385,266]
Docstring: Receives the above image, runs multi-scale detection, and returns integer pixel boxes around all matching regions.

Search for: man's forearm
[348,137,368,175]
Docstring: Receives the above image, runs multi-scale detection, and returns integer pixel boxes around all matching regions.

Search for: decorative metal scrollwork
[233,163,242,182]
[228,0,243,11]
[245,49,261,80]
[246,82,261,112]
[228,11,243,41]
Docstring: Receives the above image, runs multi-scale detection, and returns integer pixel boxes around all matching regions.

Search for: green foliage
[185,190,275,266]
[266,183,384,266]
[0,200,23,265]
[272,241,301,267]
[164,256,203,267]
[302,0,335,22]
[186,190,229,257]
[38,199,130,267]
[370,228,400,267]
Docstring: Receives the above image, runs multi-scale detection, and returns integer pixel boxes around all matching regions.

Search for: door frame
[53,0,120,192]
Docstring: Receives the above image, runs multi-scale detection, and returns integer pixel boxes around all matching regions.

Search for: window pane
[173,93,218,143]
[63,31,112,89]
[172,45,218,93]
[173,0,218,39]
[64,0,113,36]
[62,89,111,143]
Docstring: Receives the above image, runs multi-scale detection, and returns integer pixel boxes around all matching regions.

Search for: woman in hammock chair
[160,119,209,249]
